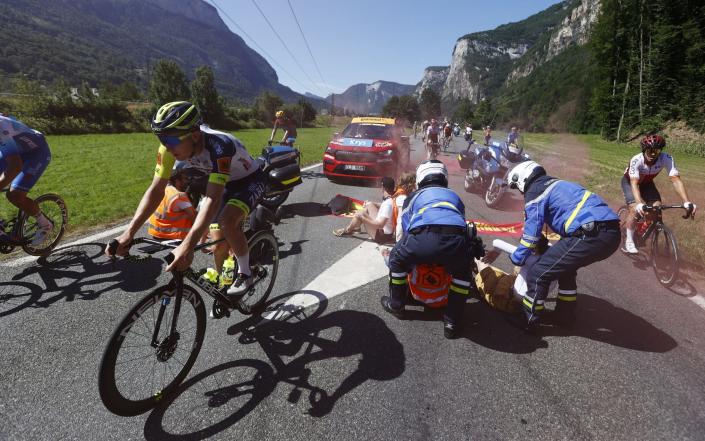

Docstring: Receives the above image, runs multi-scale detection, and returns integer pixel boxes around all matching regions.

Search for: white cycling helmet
[507,160,545,193]
[416,160,448,187]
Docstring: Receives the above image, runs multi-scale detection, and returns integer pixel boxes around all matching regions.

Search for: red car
[323,117,410,182]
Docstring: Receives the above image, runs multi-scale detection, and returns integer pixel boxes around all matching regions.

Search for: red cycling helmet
[640,134,666,152]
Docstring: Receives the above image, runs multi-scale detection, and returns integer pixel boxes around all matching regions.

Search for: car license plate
[344,165,365,171]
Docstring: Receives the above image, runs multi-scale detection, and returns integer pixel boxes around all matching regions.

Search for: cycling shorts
[621,175,661,204]
[210,168,266,228]
[427,134,439,143]
[0,137,51,192]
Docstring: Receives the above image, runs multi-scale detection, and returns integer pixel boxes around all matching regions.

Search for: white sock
[235,253,251,276]
[625,228,634,243]
[35,213,51,228]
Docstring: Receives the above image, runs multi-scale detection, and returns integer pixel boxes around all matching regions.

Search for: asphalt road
[1,136,704,440]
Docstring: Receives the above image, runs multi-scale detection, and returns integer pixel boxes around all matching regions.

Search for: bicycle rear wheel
[19,193,68,256]
[98,284,206,416]
[237,231,279,315]
[651,225,679,286]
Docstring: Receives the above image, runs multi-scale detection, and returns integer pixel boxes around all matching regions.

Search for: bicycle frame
[635,204,690,243]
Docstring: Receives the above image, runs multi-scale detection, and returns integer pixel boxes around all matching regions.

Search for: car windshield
[341,123,392,140]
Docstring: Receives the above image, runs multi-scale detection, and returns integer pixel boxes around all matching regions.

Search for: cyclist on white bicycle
[425,119,441,160]
[110,101,266,296]
[622,134,697,254]
[0,114,54,245]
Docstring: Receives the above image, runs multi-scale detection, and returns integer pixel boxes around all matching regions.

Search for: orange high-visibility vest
[148,186,193,240]
[408,264,450,308]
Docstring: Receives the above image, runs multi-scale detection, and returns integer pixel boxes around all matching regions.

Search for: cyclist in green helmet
[109,101,266,297]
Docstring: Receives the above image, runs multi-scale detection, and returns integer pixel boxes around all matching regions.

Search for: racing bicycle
[426,140,440,160]
[98,206,279,416]
[618,204,694,286]
[0,188,68,256]
[442,135,452,152]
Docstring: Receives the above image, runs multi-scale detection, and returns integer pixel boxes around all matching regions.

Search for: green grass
[0,126,343,235]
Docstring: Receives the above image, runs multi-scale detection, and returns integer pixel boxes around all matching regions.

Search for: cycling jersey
[0,115,47,159]
[0,115,51,191]
[274,118,297,138]
[155,125,258,186]
[443,126,452,136]
[426,125,440,136]
[623,152,679,185]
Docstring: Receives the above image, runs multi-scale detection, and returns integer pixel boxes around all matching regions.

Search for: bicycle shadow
[621,252,700,297]
[10,242,162,309]
[143,290,405,440]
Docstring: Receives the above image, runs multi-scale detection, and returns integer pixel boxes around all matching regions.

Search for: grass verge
[0,126,343,235]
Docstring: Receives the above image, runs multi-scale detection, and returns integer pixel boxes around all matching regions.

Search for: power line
[206,0,310,93]
[249,0,325,96]
[286,0,331,97]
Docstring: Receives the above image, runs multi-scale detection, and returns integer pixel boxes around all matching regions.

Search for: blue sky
[206,0,562,97]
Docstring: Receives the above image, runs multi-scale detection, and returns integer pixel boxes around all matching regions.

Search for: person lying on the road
[484,160,620,331]
[382,160,485,339]
[333,176,396,244]
[147,164,196,241]
[474,237,550,314]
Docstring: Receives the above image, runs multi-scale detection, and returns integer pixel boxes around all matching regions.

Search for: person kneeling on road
[382,160,484,339]
[487,161,620,331]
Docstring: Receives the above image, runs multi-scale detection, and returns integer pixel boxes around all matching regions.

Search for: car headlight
[380,149,394,156]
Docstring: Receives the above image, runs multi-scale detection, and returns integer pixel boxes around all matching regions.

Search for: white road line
[264,240,388,321]
[689,295,705,311]
[3,163,324,269]
[301,162,322,171]
[4,223,130,268]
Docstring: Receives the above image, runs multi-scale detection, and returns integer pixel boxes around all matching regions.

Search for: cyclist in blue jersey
[0,114,54,245]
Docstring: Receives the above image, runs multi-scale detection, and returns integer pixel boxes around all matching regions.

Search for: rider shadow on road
[622,253,700,297]
[144,291,405,440]
[10,242,162,309]
[461,294,676,354]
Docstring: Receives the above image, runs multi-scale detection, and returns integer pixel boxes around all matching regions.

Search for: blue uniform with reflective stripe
[510,176,618,266]
[401,186,466,233]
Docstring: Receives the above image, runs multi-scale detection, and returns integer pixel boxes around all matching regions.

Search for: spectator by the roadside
[148,166,197,241]
[333,177,396,243]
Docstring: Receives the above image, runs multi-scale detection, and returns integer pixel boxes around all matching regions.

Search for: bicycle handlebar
[106,237,224,265]
[643,204,694,220]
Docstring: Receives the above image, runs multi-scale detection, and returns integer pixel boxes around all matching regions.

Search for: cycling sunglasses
[644,147,662,154]
[157,132,191,148]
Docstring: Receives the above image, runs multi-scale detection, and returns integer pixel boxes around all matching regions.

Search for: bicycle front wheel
[98,284,206,416]
[651,224,679,286]
[237,231,279,315]
[20,193,68,256]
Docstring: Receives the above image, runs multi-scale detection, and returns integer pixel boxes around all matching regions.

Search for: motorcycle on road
[457,138,530,208]
[258,143,303,213]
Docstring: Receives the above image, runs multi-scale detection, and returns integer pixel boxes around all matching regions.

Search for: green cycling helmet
[151,101,202,134]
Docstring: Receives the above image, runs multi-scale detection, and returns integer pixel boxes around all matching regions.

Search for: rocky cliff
[413,66,449,98]
[327,80,415,115]
[414,0,599,106]
[507,0,601,84]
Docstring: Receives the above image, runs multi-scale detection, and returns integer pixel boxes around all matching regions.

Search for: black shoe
[227,273,254,297]
[550,303,576,328]
[505,312,538,333]
[443,320,459,339]
[380,296,404,319]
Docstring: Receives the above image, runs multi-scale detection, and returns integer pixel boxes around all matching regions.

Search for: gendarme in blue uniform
[514,174,620,325]
[389,185,480,332]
